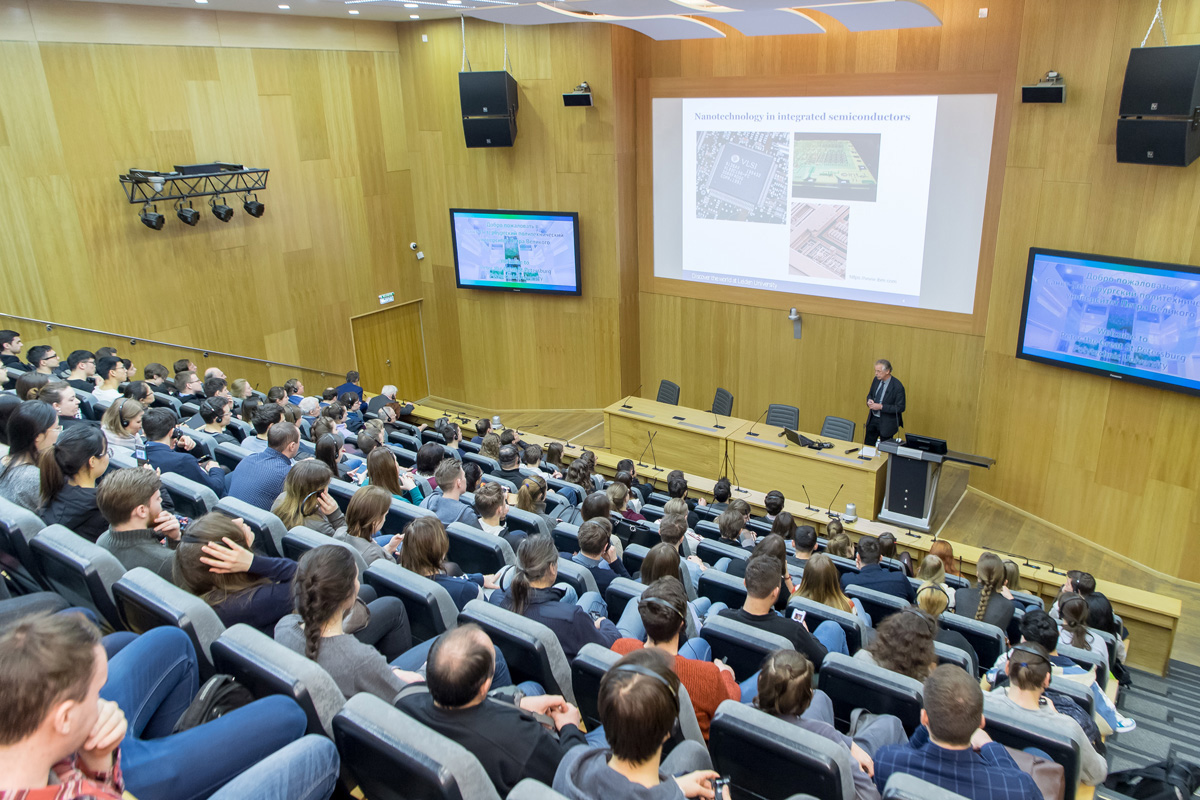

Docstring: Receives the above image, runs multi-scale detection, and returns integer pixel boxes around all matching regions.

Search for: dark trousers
[864,415,884,447]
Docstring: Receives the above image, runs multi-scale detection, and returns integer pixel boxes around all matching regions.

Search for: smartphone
[791,608,807,625]
[134,439,148,468]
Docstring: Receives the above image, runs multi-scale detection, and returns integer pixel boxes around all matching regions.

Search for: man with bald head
[396,624,588,795]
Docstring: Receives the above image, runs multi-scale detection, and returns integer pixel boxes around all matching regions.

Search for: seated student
[572,518,631,595]
[172,357,196,376]
[788,521,818,566]
[298,395,320,427]
[203,366,226,382]
[474,481,522,551]
[100,398,144,454]
[795,552,872,628]
[840,536,916,603]
[717,508,756,551]
[264,386,286,407]
[492,535,618,660]
[420,457,481,528]
[174,371,204,404]
[564,461,593,504]
[0,401,60,511]
[65,350,98,394]
[274,546,426,701]
[515,473,556,536]
[929,540,960,577]
[433,417,463,458]
[314,433,359,483]
[413,442,444,493]
[271,460,345,537]
[826,531,853,558]
[614,458,653,504]
[876,531,898,561]
[763,490,786,522]
[90,357,126,404]
[400,516,498,609]
[1056,593,1111,664]
[367,384,411,416]
[15,372,49,402]
[333,485,401,566]
[333,371,364,401]
[201,376,231,402]
[141,362,172,395]
[612,576,739,741]
[0,328,28,375]
[523,443,556,476]
[1054,572,1127,665]
[38,426,110,542]
[708,478,732,514]
[657,515,707,597]
[141,409,225,497]
[498,428,522,449]
[854,608,938,683]
[952,552,1014,635]
[0,613,322,800]
[362,446,424,504]
[338,392,364,434]
[284,378,305,406]
[479,432,502,462]
[227,422,301,511]
[554,647,722,800]
[666,475,701,530]
[40,381,89,430]
[617,542,721,645]
[319,387,337,408]
[726,533,793,584]
[96,468,180,581]
[915,583,975,671]
[493,445,526,485]
[355,419,386,457]
[197,396,241,445]
[122,381,155,407]
[226,378,251,400]
[720,556,841,667]
[873,665,1041,800]
[608,481,645,523]
[398,623,588,796]
[916,554,956,611]
[755,650,906,800]
[27,345,60,376]
[471,417,491,445]
[241,404,285,454]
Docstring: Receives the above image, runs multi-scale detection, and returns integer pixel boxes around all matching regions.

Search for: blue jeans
[813,620,849,656]
[392,637,517,689]
[208,735,339,800]
[616,600,724,641]
[101,627,308,800]
[577,590,608,619]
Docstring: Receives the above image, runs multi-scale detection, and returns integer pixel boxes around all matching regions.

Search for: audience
[826,531,853,558]
[0,329,27,373]
[333,485,400,565]
[141,362,171,394]
[100,398,144,453]
[334,371,363,401]
[915,554,956,610]
[91,357,126,403]
[203,367,226,382]
[1057,593,1109,663]
[795,552,871,627]
[474,481,522,550]
[929,540,959,576]
[515,472,556,535]
[414,442,444,493]
[95,468,179,580]
[38,425,109,542]
[953,552,1014,633]
[471,417,492,444]
[228,378,252,400]
[241,404,285,454]
[546,441,568,475]
[227,421,300,511]
[855,608,938,683]
[15,372,48,402]
[174,371,203,404]
[27,345,60,376]
[420,457,481,528]
[397,623,588,796]
[840,536,916,602]
[271,460,344,536]
[197,396,240,445]
[479,432,502,462]
[717,508,755,551]
[764,489,786,522]
[915,583,976,673]
[65,350,97,393]
[0,401,59,511]
[873,664,1041,800]
[658,515,705,596]
[494,444,526,485]
[788,521,817,566]
[399,517,497,609]
[607,481,645,523]
[363,446,423,503]
[314,434,357,482]
[141,409,225,497]
[39,382,85,430]
[571,518,630,594]
[709,477,732,513]
[201,376,230,402]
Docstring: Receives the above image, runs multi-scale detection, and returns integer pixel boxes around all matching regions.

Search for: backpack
[1104,757,1200,800]
[171,674,254,733]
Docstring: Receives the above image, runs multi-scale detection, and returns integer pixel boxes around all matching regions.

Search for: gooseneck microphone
[647,430,663,472]
[620,383,643,410]
[636,430,656,468]
[712,407,725,430]
[802,485,816,512]
[826,484,844,518]
[746,408,768,437]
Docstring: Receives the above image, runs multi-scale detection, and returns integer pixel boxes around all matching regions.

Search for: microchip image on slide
[789,202,850,281]
[791,133,880,203]
[695,131,789,224]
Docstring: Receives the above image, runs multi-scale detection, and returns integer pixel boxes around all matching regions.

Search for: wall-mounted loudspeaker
[459,71,519,148]
[1116,44,1200,166]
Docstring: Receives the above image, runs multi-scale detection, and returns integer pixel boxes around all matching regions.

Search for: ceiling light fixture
[243,194,265,218]
[176,201,200,226]
[278,3,290,7]
[140,204,165,230]
[410,14,420,18]
[210,197,234,222]
[349,9,359,13]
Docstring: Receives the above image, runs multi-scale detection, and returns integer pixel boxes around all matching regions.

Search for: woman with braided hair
[951,551,1015,633]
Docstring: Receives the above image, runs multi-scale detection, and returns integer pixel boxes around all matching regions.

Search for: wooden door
[350,300,429,402]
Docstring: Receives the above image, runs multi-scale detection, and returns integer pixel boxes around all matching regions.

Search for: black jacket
[40,484,107,542]
[841,563,917,603]
[865,376,906,439]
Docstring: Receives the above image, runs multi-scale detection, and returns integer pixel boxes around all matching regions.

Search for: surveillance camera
[149,176,165,193]
[409,242,419,251]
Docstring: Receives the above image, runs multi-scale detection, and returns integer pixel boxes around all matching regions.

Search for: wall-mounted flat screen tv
[449,208,582,295]
[1016,247,1200,397]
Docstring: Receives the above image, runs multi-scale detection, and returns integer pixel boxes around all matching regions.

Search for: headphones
[900,606,937,635]
[116,397,131,428]
[611,663,679,711]
[1009,643,1051,668]
[917,583,950,602]
[638,596,686,622]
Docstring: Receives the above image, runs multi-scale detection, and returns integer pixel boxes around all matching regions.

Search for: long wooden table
[603,398,746,478]
[405,401,1182,675]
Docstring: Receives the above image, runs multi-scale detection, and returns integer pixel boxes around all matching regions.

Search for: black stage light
[210,197,234,222]
[140,204,165,230]
[176,201,200,226]
[243,194,265,218]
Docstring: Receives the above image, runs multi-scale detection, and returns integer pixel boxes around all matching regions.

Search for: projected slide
[653,93,998,314]
[450,210,581,294]
[1019,252,1200,393]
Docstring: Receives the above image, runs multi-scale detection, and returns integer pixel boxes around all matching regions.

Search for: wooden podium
[877,438,993,532]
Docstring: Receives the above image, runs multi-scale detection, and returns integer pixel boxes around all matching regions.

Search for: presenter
[864,358,905,446]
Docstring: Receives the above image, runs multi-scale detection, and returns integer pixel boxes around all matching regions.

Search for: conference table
[603,397,745,478]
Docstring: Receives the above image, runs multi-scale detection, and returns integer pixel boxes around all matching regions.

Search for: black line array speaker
[1117,44,1200,166]
[460,71,519,148]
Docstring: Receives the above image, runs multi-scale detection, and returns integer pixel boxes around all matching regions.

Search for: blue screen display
[1017,248,1200,396]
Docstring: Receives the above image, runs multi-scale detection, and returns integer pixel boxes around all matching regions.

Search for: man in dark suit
[864,358,905,447]
[141,408,227,498]
[334,370,364,402]
[840,535,915,603]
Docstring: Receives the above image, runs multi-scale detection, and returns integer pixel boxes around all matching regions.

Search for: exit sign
[378,292,395,305]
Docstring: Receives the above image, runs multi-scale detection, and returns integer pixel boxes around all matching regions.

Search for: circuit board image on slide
[791,133,880,202]
[789,202,849,280]
[695,131,789,224]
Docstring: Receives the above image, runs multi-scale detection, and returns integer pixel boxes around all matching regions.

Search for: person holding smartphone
[140,408,226,497]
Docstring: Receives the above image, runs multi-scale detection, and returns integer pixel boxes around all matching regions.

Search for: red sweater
[611,638,740,740]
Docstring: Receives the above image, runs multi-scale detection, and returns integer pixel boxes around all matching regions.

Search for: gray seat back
[982,695,1081,797]
[459,599,575,704]
[363,560,458,643]
[820,415,856,442]
[603,576,645,625]
[656,380,680,405]
[883,773,969,800]
[31,525,127,629]
[509,779,571,800]
[113,567,226,678]
[700,614,793,681]
[214,442,253,472]
[766,404,800,430]
[845,584,908,625]
[0,495,49,591]
[383,497,436,535]
[787,596,868,654]
[159,472,219,519]
[446,521,515,573]
[555,557,599,596]
[216,496,288,558]
[712,387,734,417]
[938,613,1007,675]
[1057,642,1109,690]
[933,639,976,676]
[282,527,368,576]
[818,652,925,735]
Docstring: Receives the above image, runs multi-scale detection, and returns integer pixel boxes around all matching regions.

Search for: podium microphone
[712,407,725,431]
[802,485,816,512]
[620,384,643,410]
[826,484,844,519]
[636,430,656,469]
[746,408,768,437]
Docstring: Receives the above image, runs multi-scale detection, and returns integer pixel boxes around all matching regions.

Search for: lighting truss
[119,166,270,205]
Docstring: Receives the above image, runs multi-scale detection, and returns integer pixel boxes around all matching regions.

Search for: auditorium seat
[481,474,518,493]
[747,517,775,537]
[458,599,576,704]
[694,504,721,523]
[647,491,673,507]
[159,472,218,519]
[883,773,970,800]
[933,640,976,676]
[388,431,422,452]
[459,440,481,454]
[216,496,288,558]
[505,506,543,537]
[697,569,748,609]
[700,615,792,681]
[656,380,681,405]
[982,697,1081,799]
[622,543,649,576]
[325,478,357,514]
[828,554,860,578]
[624,520,661,549]
[363,561,458,644]
[463,451,500,475]
[112,567,226,679]
[709,700,856,800]
[30,525,126,630]
[282,527,368,575]
[509,779,571,800]
[382,497,437,536]
[1049,676,1095,717]
[76,391,99,421]
[333,692,502,800]
[1089,628,1119,668]
[765,404,800,430]
[603,576,646,625]
[641,504,665,523]
[542,477,581,506]
[695,520,721,540]
[211,624,345,737]
[818,652,924,735]
[786,597,868,654]
[697,538,750,572]
[552,522,579,554]
[386,444,418,468]
[844,585,907,624]
[1012,589,1045,611]
[712,387,734,417]
[214,442,253,472]
[107,449,137,470]
[820,416,856,442]
[555,557,599,597]
[153,392,182,413]
[945,573,970,590]
[420,428,446,445]
[0,495,49,593]
[937,614,1006,675]
[446,521,515,574]
[1057,643,1109,691]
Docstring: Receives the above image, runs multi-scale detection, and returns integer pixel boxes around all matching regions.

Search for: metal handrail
[0,312,344,376]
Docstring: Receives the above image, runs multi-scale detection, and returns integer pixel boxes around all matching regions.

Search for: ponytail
[507,535,558,616]
[292,546,357,662]
[755,650,815,718]
[974,552,1005,621]
[39,425,105,508]
[516,474,547,513]
[1060,593,1091,650]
